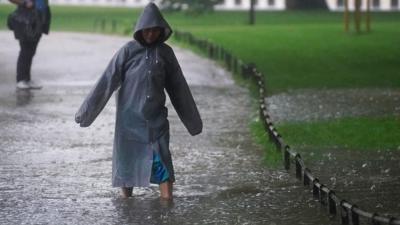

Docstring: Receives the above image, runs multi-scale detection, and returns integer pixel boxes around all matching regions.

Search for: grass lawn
[1,5,399,158]
[276,116,400,151]
[170,12,400,94]
[0,5,140,32]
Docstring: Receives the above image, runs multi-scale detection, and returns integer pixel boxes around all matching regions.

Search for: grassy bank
[276,116,400,151]
[173,14,400,94]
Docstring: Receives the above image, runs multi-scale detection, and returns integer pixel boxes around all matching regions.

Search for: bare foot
[121,187,133,198]
[159,181,173,200]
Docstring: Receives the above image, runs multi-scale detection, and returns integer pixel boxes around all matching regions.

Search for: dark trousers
[17,38,40,82]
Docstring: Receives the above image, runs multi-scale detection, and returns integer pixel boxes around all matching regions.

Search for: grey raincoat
[75,3,202,187]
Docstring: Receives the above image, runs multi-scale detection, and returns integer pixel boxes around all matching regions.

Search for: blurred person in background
[8,0,51,89]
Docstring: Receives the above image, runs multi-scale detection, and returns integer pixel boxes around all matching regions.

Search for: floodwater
[266,89,400,217]
[299,148,400,217]
[0,31,398,224]
[266,89,400,123]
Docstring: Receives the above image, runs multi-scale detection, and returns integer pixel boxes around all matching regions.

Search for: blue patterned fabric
[35,0,47,12]
[150,152,169,184]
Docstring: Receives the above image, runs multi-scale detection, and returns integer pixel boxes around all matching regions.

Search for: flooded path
[0,31,395,224]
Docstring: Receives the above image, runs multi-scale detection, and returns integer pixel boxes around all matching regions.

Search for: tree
[249,0,255,25]
[286,0,328,10]
[160,0,224,14]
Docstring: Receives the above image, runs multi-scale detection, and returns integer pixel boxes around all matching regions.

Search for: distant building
[215,0,286,10]
[0,0,398,11]
[326,0,400,11]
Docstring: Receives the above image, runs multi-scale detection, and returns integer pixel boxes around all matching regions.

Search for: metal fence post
[112,20,117,33]
[101,19,106,32]
[295,154,303,180]
[328,191,337,215]
[233,57,238,74]
[284,146,290,170]
[320,185,328,206]
[208,43,213,59]
[303,168,311,186]
[351,205,360,225]
[220,48,226,62]
[226,53,232,71]
[341,201,350,225]
[371,213,381,225]
[313,179,320,199]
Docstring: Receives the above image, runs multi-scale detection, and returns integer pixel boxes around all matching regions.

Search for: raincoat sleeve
[165,46,203,136]
[75,45,127,127]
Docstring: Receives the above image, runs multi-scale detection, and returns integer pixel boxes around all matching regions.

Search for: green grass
[0,5,139,33]
[250,119,282,167]
[50,6,139,33]
[188,24,400,93]
[276,117,400,151]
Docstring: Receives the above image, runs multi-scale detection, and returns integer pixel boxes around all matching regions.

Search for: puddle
[266,88,400,123]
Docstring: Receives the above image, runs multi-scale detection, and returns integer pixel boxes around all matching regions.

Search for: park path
[0,31,374,225]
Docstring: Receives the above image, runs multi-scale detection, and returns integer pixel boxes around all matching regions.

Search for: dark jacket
[8,1,51,41]
[75,3,202,187]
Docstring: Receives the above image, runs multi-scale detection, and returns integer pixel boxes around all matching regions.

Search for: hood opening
[133,3,172,46]
[134,27,167,47]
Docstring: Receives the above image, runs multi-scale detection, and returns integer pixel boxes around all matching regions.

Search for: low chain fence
[93,18,132,35]
[173,30,400,225]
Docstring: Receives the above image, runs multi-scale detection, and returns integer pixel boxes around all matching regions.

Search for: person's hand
[23,0,33,9]
[75,113,82,124]
[75,113,90,127]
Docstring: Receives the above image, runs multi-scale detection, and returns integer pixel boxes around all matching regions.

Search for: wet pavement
[0,31,399,224]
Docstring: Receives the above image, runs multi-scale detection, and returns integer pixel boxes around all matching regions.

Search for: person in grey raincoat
[75,3,202,199]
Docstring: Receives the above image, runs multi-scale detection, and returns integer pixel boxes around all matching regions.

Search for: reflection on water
[15,89,33,106]
[2,85,398,224]
[112,197,174,225]
[298,148,400,216]
[266,88,400,123]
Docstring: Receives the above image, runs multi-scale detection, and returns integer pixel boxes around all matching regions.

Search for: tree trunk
[249,0,255,25]
[286,0,329,10]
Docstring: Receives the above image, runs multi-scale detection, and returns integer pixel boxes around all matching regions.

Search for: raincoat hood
[133,3,172,46]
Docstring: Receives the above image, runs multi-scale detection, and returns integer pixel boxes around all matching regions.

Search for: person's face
[142,27,162,44]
